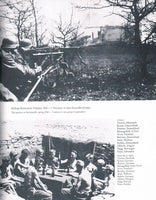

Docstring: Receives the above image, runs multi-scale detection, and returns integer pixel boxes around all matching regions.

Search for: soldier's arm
[34,171,51,193]
[60,158,68,164]
[93,176,107,184]
[0,83,18,101]
[16,63,42,76]
[15,159,29,169]
[0,166,13,183]
[2,51,41,76]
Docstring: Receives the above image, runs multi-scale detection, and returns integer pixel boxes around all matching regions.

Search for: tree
[0,0,33,42]
[51,12,83,48]
[75,0,156,76]
[29,0,39,47]
[143,19,156,43]
[0,0,45,47]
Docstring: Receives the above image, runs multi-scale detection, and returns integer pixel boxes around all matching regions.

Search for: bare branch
[75,4,110,10]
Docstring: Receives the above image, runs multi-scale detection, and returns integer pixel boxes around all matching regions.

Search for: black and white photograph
[0,0,156,101]
[0,119,115,200]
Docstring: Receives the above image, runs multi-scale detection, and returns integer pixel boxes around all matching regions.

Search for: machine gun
[24,51,63,102]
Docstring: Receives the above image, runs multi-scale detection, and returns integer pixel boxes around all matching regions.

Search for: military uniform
[0,38,41,101]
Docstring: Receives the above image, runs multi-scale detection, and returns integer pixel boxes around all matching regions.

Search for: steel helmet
[1,38,18,49]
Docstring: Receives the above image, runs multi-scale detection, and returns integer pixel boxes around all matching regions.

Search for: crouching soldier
[0,37,42,101]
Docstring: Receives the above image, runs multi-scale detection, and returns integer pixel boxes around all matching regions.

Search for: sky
[0,0,155,44]
[0,0,125,45]
[37,0,124,34]
[0,0,126,44]
[32,0,125,43]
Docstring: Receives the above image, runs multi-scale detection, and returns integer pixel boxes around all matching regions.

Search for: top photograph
[0,0,156,102]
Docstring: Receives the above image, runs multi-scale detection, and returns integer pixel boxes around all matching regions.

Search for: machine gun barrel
[33,52,63,56]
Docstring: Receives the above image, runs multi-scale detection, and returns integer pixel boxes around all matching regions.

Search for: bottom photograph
[0,119,115,200]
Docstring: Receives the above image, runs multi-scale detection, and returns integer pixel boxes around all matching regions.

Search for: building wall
[84,26,125,43]
[100,26,124,42]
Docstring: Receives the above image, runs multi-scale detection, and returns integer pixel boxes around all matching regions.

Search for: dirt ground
[24,46,156,101]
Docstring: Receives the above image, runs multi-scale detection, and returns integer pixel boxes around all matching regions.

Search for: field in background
[29,44,156,101]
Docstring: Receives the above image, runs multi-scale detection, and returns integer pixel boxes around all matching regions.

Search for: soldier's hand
[35,66,42,74]
[34,62,42,73]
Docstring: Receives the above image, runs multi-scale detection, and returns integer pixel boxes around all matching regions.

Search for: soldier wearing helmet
[0,37,42,101]
[18,39,35,66]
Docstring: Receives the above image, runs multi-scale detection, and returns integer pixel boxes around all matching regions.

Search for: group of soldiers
[0,37,74,102]
[0,147,114,200]
[0,37,43,101]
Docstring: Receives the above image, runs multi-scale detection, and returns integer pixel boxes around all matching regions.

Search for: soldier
[48,149,58,165]
[23,166,52,200]
[18,38,35,67]
[84,153,97,175]
[9,150,19,171]
[31,148,44,172]
[93,159,107,192]
[103,164,115,194]
[60,150,78,172]
[0,37,42,101]
[61,160,92,200]
[94,159,106,180]
[14,149,30,178]
[0,156,24,200]
[91,165,115,200]
[43,149,60,176]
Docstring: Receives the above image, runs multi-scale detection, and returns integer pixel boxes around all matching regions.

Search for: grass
[28,47,156,101]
